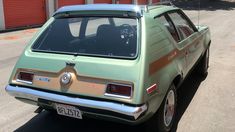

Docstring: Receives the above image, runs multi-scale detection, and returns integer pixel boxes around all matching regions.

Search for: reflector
[147,84,157,94]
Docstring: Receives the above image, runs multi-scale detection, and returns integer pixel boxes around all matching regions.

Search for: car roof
[54,4,178,17]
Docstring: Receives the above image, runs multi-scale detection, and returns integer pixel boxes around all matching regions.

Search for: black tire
[197,48,210,76]
[144,84,177,132]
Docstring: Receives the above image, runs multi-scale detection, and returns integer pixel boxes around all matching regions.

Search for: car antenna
[198,0,201,29]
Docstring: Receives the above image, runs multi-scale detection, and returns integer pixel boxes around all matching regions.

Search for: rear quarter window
[156,15,180,42]
[168,12,195,39]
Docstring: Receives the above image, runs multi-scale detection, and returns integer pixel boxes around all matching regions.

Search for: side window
[168,12,195,39]
[85,17,110,37]
[156,15,180,42]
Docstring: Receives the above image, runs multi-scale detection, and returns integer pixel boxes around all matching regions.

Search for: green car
[5,3,211,132]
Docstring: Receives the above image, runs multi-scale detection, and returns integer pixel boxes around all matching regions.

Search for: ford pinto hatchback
[6,3,211,132]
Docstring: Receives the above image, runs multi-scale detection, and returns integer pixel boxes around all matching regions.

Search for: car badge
[35,76,50,82]
[60,72,72,85]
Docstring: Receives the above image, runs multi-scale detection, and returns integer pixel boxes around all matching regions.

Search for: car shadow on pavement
[15,111,144,132]
[171,71,207,132]
[15,71,207,132]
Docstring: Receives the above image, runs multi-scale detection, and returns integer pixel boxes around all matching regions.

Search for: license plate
[55,103,82,119]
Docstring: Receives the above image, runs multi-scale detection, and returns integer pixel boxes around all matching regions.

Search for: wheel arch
[172,74,183,89]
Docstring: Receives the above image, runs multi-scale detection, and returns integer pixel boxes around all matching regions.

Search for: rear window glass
[32,17,138,59]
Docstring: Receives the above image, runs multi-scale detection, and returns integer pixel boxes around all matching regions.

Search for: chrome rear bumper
[5,85,147,122]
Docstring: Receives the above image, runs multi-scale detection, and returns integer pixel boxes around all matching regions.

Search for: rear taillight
[17,72,34,84]
[105,83,132,98]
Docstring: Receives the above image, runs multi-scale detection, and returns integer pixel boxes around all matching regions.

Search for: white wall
[0,0,5,30]
[133,0,138,4]
[86,0,94,4]
[46,0,56,19]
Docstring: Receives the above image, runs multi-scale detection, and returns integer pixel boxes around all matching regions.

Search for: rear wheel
[145,84,177,132]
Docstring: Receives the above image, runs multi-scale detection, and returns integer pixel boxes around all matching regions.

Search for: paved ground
[1,2,235,132]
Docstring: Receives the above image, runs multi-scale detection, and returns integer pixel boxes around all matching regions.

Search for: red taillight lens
[18,72,34,82]
[106,84,132,97]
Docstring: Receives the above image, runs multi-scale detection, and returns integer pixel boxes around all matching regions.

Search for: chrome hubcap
[163,90,175,127]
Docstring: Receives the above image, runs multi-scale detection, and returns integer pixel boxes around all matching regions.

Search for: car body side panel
[139,14,182,117]
[176,33,202,76]
[141,13,211,117]
[198,25,211,50]
[187,33,204,73]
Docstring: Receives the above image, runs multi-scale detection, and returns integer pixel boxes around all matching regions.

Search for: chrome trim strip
[5,85,147,120]
[16,79,33,85]
[104,93,131,99]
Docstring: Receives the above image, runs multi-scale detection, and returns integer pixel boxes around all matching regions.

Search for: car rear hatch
[9,9,144,105]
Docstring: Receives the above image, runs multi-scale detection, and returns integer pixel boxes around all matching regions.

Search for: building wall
[0,0,162,31]
[0,0,5,30]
